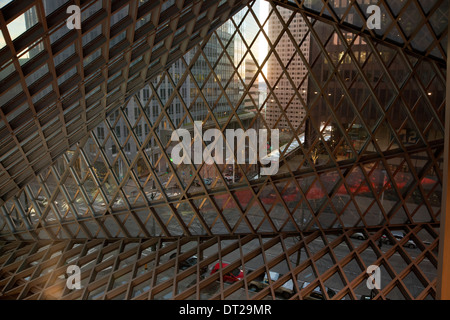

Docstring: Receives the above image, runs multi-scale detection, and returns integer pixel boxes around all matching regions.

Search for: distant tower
[265,6,309,131]
[244,59,259,111]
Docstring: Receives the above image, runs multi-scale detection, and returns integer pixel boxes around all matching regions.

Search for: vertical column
[437,9,450,300]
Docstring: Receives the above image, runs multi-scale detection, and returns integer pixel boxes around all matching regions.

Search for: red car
[210,263,244,283]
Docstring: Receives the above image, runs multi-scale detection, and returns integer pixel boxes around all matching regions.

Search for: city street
[125,234,437,300]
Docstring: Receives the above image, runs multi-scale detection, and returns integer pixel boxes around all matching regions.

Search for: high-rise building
[244,58,259,111]
[87,19,247,178]
[265,6,309,131]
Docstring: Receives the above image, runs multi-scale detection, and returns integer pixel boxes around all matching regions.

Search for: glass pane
[42,0,69,16]
[7,6,38,41]
[0,30,5,49]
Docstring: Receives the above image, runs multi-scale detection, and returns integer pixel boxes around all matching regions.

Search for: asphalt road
[141,235,436,300]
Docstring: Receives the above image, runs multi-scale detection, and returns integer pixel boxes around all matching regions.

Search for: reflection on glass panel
[0,61,15,84]
[49,23,70,44]
[58,67,77,85]
[54,44,76,66]
[82,0,102,22]
[410,26,434,52]
[138,0,149,6]
[25,63,49,86]
[83,25,102,46]
[32,84,52,103]
[0,83,22,108]
[110,31,126,49]
[398,2,422,38]
[42,0,69,16]
[161,0,175,11]
[18,40,45,66]
[111,5,129,25]
[84,48,102,67]
[429,1,448,36]
[6,103,28,122]
[136,12,152,29]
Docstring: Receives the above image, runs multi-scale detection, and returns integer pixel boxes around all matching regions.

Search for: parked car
[210,263,244,283]
[169,253,208,274]
[350,232,367,240]
[300,282,337,300]
[248,271,296,299]
[381,231,417,249]
[36,195,48,207]
[404,239,417,249]
[391,231,406,240]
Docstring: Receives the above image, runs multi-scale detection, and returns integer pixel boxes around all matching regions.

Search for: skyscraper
[244,58,259,111]
[265,6,309,131]
[86,17,248,181]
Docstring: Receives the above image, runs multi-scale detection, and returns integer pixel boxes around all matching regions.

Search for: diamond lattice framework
[0,0,252,204]
[0,0,448,300]
[0,224,439,300]
[0,0,445,241]
[273,0,448,62]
